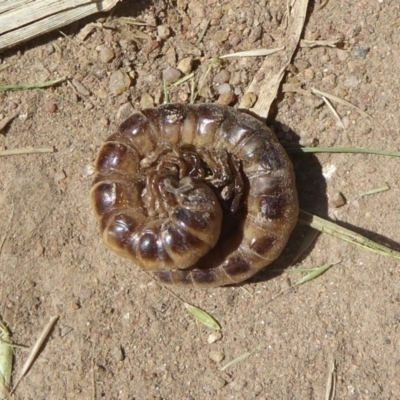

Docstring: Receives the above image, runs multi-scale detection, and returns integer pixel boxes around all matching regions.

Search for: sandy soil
[1,0,400,399]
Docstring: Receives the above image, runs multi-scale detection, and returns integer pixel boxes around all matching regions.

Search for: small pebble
[343,76,359,88]
[351,46,370,59]
[157,25,171,40]
[117,102,134,120]
[140,93,154,109]
[331,192,346,208]
[80,164,95,177]
[217,83,231,95]
[249,26,262,43]
[109,70,131,95]
[294,60,310,72]
[98,46,115,63]
[100,117,109,127]
[216,92,236,105]
[44,102,57,113]
[213,30,230,43]
[239,92,257,108]
[213,69,231,84]
[72,77,90,96]
[209,350,225,363]
[54,170,66,182]
[207,331,222,344]
[177,57,193,74]
[162,67,182,84]
[303,68,315,81]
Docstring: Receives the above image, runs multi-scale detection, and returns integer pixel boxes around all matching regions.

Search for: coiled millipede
[90,104,299,288]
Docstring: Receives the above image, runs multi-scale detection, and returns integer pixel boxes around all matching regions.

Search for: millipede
[90,103,299,288]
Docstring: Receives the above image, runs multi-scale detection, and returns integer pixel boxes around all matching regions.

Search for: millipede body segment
[90,104,299,288]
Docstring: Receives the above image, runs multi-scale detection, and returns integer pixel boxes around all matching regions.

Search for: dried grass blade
[11,316,59,394]
[0,320,12,399]
[300,39,338,48]
[0,77,67,92]
[320,95,345,129]
[293,263,337,288]
[219,345,261,372]
[360,183,390,197]
[219,47,284,59]
[311,87,383,128]
[184,303,221,331]
[172,72,195,87]
[285,146,400,157]
[325,360,336,400]
[298,210,400,260]
[0,147,55,157]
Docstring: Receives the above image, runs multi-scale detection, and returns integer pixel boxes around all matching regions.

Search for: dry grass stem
[0,320,12,399]
[325,360,336,400]
[219,346,261,372]
[11,316,59,394]
[219,47,285,59]
[320,95,345,129]
[311,87,382,128]
[360,183,390,197]
[285,146,400,157]
[298,210,400,260]
[0,147,55,157]
[300,39,339,48]
[0,77,67,92]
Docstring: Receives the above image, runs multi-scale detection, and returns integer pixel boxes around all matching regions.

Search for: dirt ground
[1,0,400,399]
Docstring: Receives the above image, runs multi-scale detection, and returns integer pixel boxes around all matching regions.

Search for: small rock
[239,92,257,108]
[209,350,225,363]
[109,70,131,95]
[140,93,154,109]
[72,77,90,96]
[351,46,370,59]
[249,26,262,43]
[98,46,115,63]
[157,25,171,40]
[207,331,222,344]
[331,192,346,208]
[217,83,231,95]
[44,102,57,113]
[216,92,236,105]
[343,75,359,88]
[54,170,66,182]
[162,67,182,84]
[99,117,109,127]
[303,68,315,81]
[213,30,230,43]
[294,60,310,72]
[177,57,193,74]
[80,164,95,177]
[337,49,349,62]
[117,102,134,120]
[213,69,231,84]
